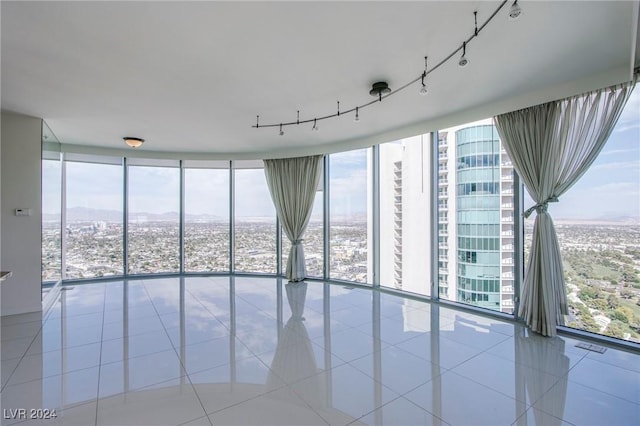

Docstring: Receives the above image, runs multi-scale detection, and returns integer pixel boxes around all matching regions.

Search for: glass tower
[455,125,502,310]
[438,121,515,313]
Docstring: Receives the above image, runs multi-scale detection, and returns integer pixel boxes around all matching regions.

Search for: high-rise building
[377,123,515,311]
[379,136,431,296]
[438,120,515,313]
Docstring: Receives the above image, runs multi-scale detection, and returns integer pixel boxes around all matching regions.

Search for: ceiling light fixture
[458,42,469,68]
[252,0,515,132]
[509,0,522,20]
[419,57,429,96]
[474,11,479,36]
[123,137,144,148]
[369,82,391,101]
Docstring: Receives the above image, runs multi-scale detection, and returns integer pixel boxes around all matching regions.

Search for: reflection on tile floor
[1,276,638,425]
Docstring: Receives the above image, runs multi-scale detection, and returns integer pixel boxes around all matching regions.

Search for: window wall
[127,163,180,274]
[329,149,372,283]
[525,87,639,341]
[66,160,123,278]
[379,136,431,296]
[281,191,323,278]
[40,97,638,345]
[42,156,62,283]
[184,166,230,272]
[234,167,277,274]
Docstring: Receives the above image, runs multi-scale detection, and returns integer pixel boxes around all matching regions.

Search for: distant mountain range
[554,216,640,226]
[44,207,227,223]
[43,207,638,226]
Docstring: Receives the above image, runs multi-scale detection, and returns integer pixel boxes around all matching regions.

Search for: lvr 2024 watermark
[3,409,57,420]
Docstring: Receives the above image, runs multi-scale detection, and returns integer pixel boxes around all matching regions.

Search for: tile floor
[1,276,638,425]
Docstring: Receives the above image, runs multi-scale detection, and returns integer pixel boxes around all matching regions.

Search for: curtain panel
[264,155,323,281]
[494,79,636,336]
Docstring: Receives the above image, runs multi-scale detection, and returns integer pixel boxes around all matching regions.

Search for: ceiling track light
[509,0,522,20]
[123,137,144,148]
[474,11,478,36]
[420,56,429,96]
[252,0,516,131]
[458,41,469,68]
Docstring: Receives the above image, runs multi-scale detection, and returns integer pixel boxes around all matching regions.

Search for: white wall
[1,111,43,316]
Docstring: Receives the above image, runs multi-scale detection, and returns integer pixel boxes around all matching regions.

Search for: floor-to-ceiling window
[379,135,432,296]
[234,163,277,274]
[127,161,180,274]
[281,190,324,278]
[184,162,230,272]
[524,87,640,341]
[42,154,62,283]
[65,159,123,279]
[329,149,372,283]
[437,120,515,314]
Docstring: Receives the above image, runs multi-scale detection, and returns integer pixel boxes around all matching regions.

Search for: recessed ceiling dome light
[123,137,144,148]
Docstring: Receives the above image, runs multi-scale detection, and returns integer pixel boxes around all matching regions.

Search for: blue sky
[547,87,639,221]
[44,88,638,221]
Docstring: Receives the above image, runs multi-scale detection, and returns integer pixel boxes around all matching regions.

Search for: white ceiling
[1,1,638,159]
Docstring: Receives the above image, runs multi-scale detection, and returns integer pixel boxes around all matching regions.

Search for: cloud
[600,148,639,156]
[587,181,640,195]
[329,149,369,179]
[613,122,640,133]
[329,172,368,216]
[234,169,276,218]
[614,87,640,133]
[185,169,229,215]
[592,161,640,170]
[554,181,640,220]
[129,167,181,214]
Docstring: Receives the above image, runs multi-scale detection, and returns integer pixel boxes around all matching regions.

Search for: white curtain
[494,80,635,336]
[264,155,323,281]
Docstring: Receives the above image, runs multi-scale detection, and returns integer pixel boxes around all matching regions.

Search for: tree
[611,309,629,323]
[580,312,600,333]
[592,299,608,312]
[618,306,635,323]
[607,294,619,309]
[580,287,597,301]
[606,321,627,339]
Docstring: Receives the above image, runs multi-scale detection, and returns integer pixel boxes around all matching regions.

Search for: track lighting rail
[253,0,513,132]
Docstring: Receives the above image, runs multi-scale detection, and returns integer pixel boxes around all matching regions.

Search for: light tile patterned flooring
[1,276,638,425]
